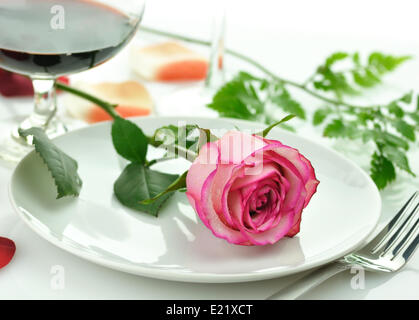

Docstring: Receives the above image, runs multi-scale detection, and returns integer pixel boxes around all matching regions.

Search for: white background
[0,0,419,299]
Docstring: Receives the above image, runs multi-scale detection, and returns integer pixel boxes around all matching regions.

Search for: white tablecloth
[1,0,418,299]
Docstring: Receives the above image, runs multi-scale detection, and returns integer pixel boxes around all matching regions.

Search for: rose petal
[201,171,250,245]
[186,142,219,208]
[0,237,16,269]
[214,162,279,228]
[230,162,279,191]
[228,191,295,245]
[0,69,69,97]
[216,131,266,164]
[0,69,33,97]
[259,139,319,237]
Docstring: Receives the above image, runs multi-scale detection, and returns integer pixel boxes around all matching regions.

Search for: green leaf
[314,68,358,96]
[271,89,306,119]
[400,91,413,104]
[387,102,405,118]
[19,128,82,199]
[114,162,179,216]
[313,108,331,126]
[409,112,419,124]
[207,75,264,121]
[357,110,375,125]
[151,124,217,157]
[382,145,415,176]
[111,117,148,163]
[323,119,346,138]
[260,79,269,90]
[141,171,187,205]
[380,132,409,150]
[368,52,411,74]
[235,71,262,82]
[393,119,416,142]
[362,130,375,143]
[310,52,410,98]
[256,114,296,137]
[152,124,199,149]
[352,52,361,66]
[370,152,396,189]
[325,52,349,67]
[352,69,380,88]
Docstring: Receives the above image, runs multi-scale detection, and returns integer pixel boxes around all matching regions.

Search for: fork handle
[267,262,349,300]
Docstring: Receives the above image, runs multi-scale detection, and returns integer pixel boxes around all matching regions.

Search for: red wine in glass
[0,0,144,162]
[0,0,139,76]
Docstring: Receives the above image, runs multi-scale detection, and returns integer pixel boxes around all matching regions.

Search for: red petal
[0,69,33,97]
[0,237,16,269]
[57,76,69,86]
[0,68,70,97]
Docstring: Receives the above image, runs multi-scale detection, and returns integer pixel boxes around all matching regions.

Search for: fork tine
[371,191,419,255]
[381,201,419,254]
[400,229,419,261]
[390,214,419,260]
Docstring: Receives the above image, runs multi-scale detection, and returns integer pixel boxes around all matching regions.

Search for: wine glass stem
[12,78,66,143]
[30,78,57,128]
[205,7,225,90]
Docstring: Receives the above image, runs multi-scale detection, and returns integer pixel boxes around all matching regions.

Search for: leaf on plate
[111,117,148,163]
[19,127,82,199]
[141,171,188,205]
[114,162,180,216]
[151,124,218,156]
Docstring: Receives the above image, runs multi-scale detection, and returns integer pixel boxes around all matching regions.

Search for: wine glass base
[0,134,33,164]
[11,116,68,143]
[0,116,68,165]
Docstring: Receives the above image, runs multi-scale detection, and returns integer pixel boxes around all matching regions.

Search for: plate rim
[9,115,382,283]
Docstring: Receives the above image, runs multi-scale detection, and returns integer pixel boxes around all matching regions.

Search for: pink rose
[186,131,319,246]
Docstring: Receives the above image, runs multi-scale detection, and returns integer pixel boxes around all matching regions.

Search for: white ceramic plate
[9,116,381,283]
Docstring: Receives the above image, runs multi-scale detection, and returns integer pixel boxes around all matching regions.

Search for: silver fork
[268,191,419,300]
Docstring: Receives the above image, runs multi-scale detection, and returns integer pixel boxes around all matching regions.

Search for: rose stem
[55,82,198,162]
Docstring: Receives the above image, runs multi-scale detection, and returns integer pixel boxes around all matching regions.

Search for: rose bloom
[186,131,319,246]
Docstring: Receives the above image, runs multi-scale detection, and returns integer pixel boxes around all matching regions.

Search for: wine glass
[0,0,146,162]
[156,3,226,117]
